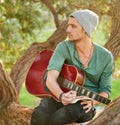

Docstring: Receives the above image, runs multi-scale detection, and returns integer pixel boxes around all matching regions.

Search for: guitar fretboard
[58,76,111,105]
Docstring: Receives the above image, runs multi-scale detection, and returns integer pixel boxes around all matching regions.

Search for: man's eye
[71,25,76,28]
[71,24,76,27]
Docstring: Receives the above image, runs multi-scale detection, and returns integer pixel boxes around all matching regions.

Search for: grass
[19,84,40,107]
[20,78,120,107]
[111,79,120,100]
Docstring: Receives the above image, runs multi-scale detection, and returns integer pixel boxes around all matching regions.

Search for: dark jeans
[30,98,96,125]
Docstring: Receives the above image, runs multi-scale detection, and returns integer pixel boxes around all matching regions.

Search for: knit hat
[70,9,99,37]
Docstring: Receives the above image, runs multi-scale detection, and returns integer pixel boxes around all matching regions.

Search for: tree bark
[0,63,33,125]
[104,0,120,61]
[0,102,32,125]
[89,96,120,125]
[40,0,60,28]
[0,63,18,109]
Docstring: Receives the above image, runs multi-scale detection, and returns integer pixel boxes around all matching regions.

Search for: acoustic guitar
[25,49,111,105]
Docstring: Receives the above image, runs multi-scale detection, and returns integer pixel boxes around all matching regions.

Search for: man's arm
[46,70,63,100]
[46,70,77,105]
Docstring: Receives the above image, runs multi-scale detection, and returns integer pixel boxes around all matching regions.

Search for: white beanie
[70,9,99,37]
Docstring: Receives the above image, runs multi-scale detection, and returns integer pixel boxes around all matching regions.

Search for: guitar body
[25,50,85,100]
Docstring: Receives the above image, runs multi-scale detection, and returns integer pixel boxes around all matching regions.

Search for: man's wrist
[59,93,64,102]
[91,100,94,106]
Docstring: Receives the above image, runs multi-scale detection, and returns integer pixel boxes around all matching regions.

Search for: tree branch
[0,63,18,109]
[40,0,60,28]
[104,0,120,61]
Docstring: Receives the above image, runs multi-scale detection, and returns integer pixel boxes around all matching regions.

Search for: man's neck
[75,37,92,54]
[75,36,93,68]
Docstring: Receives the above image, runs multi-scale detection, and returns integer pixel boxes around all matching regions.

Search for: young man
[31,9,113,125]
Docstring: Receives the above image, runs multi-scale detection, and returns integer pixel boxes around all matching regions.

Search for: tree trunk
[0,102,32,125]
[0,63,33,125]
[89,96,120,125]
[104,0,120,61]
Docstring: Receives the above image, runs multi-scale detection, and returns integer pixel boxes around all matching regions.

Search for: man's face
[66,17,85,42]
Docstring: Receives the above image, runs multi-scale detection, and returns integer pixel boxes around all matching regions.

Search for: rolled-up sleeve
[98,53,114,97]
[47,42,68,72]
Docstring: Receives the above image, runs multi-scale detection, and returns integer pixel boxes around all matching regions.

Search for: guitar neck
[58,76,111,105]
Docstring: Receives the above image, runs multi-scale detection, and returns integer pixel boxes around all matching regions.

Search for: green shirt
[47,40,114,96]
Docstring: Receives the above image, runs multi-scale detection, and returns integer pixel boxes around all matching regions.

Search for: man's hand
[60,91,93,113]
[81,100,93,113]
[60,90,77,105]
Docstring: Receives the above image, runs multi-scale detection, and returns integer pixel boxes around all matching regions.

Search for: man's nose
[66,26,71,33]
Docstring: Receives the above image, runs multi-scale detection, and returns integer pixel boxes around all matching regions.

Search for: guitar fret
[97,95,106,104]
[105,99,110,104]
[72,84,77,90]
[69,83,74,89]
[78,87,82,95]
[101,97,107,104]
[91,93,97,100]
[96,95,101,102]
[102,97,105,103]
[74,85,79,91]
[67,82,71,88]
[89,91,94,98]
[104,99,107,104]
[81,88,86,95]
[85,91,90,97]
[85,89,90,96]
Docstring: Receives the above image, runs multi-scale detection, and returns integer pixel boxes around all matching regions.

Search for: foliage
[92,15,111,46]
[0,0,55,71]
[51,0,113,17]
